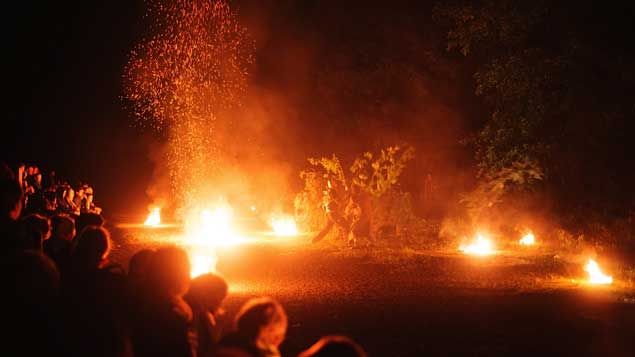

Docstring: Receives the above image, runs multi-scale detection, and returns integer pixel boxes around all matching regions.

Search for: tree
[436,0,635,219]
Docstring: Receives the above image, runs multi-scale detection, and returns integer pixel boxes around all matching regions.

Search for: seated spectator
[82,186,102,214]
[216,297,288,357]
[74,185,86,210]
[66,187,80,215]
[133,246,193,357]
[18,213,51,251]
[44,214,75,269]
[298,336,367,357]
[185,273,228,357]
[0,178,23,255]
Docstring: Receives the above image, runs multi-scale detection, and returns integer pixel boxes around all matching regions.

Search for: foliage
[460,159,543,226]
[436,0,635,226]
[295,145,424,243]
[351,146,415,197]
[294,170,328,232]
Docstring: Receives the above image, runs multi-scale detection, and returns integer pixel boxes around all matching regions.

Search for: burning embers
[585,259,613,285]
[144,207,161,227]
[460,233,495,256]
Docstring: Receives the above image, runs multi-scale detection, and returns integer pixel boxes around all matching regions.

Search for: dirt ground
[109,224,635,356]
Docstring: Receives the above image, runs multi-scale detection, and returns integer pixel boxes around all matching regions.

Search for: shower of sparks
[124,0,255,210]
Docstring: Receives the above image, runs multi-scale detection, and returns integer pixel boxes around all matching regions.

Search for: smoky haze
[142,0,479,219]
[2,1,481,219]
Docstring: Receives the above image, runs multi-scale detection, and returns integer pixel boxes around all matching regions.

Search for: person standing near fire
[312,178,360,247]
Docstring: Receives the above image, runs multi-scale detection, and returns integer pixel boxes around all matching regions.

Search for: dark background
[2,1,476,218]
[3,1,149,216]
[6,1,634,225]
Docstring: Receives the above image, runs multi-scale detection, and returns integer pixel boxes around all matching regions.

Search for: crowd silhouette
[1,162,366,357]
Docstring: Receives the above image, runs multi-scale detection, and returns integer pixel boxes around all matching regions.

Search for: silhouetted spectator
[298,336,367,357]
[18,213,50,251]
[63,226,130,357]
[133,246,193,357]
[76,212,105,235]
[2,251,64,355]
[216,297,288,357]
[128,248,155,289]
[185,273,228,357]
[44,214,75,269]
[0,178,23,255]
[127,249,155,316]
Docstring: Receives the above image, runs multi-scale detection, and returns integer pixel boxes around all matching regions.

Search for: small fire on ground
[519,232,536,246]
[460,234,495,256]
[144,207,161,227]
[585,259,613,285]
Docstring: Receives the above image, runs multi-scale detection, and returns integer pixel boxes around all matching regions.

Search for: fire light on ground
[183,202,245,277]
[519,232,536,246]
[144,207,161,227]
[186,205,243,247]
[460,233,495,256]
[270,214,298,237]
[585,259,613,285]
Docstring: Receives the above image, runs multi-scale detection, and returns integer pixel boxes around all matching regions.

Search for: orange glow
[585,259,613,285]
[185,204,244,247]
[144,207,161,227]
[190,252,217,278]
[182,202,244,277]
[270,214,298,237]
[519,232,535,246]
[460,233,495,256]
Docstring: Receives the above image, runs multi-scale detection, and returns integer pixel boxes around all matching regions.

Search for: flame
[181,202,244,278]
[270,215,298,237]
[460,233,495,256]
[519,232,535,246]
[185,204,243,247]
[190,252,217,278]
[585,259,613,285]
[144,207,161,226]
